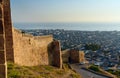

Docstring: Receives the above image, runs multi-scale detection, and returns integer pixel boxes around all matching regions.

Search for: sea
[13,22,120,31]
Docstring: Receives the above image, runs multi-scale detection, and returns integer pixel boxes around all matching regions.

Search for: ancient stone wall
[4,0,14,62]
[79,51,85,63]
[62,49,85,64]
[50,40,62,68]
[0,0,7,78]
[13,29,54,66]
[70,50,80,63]
[0,0,62,77]
[62,50,70,63]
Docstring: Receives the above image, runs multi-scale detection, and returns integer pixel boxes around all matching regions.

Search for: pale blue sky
[11,0,120,23]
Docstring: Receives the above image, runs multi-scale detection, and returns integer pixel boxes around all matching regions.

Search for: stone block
[5,48,14,62]
[5,41,13,48]
[0,51,5,64]
[0,7,2,18]
[70,50,79,63]
[0,20,3,34]
[0,64,6,78]
[5,29,12,35]
[0,35,4,50]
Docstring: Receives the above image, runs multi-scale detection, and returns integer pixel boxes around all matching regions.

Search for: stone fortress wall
[12,28,62,74]
[0,0,62,78]
[12,29,62,68]
[62,49,86,64]
[13,29,53,66]
[0,0,11,78]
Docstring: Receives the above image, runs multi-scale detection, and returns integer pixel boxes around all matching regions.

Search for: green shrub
[107,69,120,78]
[7,62,14,69]
[88,65,100,72]
[85,44,101,51]
[8,70,20,78]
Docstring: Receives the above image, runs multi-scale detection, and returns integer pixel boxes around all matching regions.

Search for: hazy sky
[11,0,120,23]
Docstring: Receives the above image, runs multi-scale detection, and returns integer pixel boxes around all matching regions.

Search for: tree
[84,44,101,51]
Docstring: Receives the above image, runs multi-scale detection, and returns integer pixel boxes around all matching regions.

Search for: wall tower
[0,0,7,77]
[3,0,14,62]
[0,0,14,78]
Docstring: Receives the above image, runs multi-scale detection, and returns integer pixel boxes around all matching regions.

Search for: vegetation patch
[70,73,81,78]
[107,69,120,78]
[88,65,100,72]
[7,62,81,78]
[85,44,101,51]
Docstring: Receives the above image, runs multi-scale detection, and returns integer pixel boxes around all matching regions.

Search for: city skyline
[11,0,120,23]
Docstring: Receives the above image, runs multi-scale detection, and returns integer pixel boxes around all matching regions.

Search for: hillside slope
[7,62,81,78]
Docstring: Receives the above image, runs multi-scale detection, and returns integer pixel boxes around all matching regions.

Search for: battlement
[14,28,53,39]
[34,35,53,39]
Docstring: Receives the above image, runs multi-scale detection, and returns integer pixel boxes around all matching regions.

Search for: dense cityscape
[22,29,120,71]
[2,0,120,77]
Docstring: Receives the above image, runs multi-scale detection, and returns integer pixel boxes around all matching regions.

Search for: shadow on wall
[47,42,53,65]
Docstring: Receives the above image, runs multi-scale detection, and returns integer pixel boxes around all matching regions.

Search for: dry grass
[7,62,81,78]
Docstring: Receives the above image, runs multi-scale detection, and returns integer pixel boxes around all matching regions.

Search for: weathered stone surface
[13,29,53,66]
[0,2,2,18]
[0,0,15,77]
[79,51,85,63]
[0,20,3,34]
[0,51,5,64]
[0,65,6,78]
[70,50,80,63]
[62,50,85,64]
[51,40,62,68]
[3,0,14,62]
[12,29,62,68]
[0,35,4,50]
[62,50,70,63]
[0,0,63,77]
